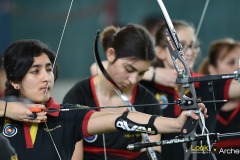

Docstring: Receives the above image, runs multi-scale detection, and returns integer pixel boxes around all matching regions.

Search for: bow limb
[94,31,159,160]
[156,1,215,160]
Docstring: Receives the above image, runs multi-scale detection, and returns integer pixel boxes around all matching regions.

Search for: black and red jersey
[140,71,231,160]
[0,97,94,160]
[214,102,240,160]
[63,76,161,160]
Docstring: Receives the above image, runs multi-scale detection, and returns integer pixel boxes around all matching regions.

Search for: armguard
[115,111,158,135]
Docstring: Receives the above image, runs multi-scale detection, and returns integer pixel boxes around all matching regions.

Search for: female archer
[63,24,162,160]
[140,20,202,160]
[199,38,240,160]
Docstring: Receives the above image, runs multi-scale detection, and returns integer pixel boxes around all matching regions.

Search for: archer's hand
[5,102,47,123]
[177,103,208,129]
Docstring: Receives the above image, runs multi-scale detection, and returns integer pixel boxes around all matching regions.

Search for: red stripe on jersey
[46,97,61,117]
[82,110,95,137]
[131,85,137,104]
[216,139,240,148]
[91,76,100,110]
[23,123,33,148]
[191,71,203,88]
[217,105,240,126]
[84,146,141,159]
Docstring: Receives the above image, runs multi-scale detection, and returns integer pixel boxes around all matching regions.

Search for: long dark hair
[3,39,58,96]
[101,24,155,63]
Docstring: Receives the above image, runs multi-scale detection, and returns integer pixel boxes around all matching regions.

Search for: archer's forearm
[154,116,181,133]
[87,111,181,135]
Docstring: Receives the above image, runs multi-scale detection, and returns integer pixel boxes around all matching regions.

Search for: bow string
[39,0,74,159]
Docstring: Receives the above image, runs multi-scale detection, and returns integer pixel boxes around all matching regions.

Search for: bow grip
[180,112,199,136]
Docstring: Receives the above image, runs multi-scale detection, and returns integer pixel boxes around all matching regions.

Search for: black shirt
[140,72,230,160]
[0,97,95,160]
[63,76,162,160]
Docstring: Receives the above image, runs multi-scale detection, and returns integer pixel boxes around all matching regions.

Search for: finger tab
[30,107,42,112]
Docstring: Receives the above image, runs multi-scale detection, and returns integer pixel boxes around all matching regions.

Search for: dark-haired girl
[63,24,162,160]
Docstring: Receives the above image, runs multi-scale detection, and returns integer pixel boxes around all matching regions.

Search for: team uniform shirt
[63,76,161,160]
[140,72,231,160]
[215,103,240,160]
[216,106,240,147]
[0,97,95,160]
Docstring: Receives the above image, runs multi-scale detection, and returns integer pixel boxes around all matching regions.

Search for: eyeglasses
[181,42,200,53]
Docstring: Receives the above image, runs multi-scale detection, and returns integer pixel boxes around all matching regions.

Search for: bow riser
[156,0,213,160]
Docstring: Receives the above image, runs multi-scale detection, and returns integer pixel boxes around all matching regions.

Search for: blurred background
[1,0,240,102]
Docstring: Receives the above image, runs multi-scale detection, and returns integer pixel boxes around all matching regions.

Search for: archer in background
[63,24,162,160]
[140,20,240,160]
[140,20,201,160]
[198,38,240,160]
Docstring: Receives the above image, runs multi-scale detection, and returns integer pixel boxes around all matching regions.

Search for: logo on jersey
[116,121,156,134]
[3,124,18,137]
[84,135,98,143]
[156,93,168,110]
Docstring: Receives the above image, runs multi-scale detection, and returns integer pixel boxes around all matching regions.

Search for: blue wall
[1,0,240,78]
